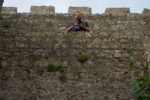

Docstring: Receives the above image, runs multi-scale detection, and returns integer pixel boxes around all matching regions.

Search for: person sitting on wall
[66,12,90,33]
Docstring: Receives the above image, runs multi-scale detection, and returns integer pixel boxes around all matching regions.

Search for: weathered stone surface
[0,7,149,100]
[142,8,150,15]
[30,6,55,14]
[68,6,92,15]
[0,0,4,13]
[1,7,17,14]
[105,8,130,15]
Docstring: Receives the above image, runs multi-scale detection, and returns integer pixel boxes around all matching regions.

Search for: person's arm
[65,19,77,33]
[80,19,90,32]
[84,26,90,32]
[79,24,90,32]
[66,26,74,33]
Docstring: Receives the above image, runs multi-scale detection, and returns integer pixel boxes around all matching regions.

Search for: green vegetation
[76,52,90,63]
[47,64,62,72]
[130,76,150,100]
[130,62,150,100]
[36,63,63,75]
[128,59,134,67]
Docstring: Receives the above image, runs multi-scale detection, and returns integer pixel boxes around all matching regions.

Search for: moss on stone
[128,59,134,67]
[76,52,90,63]
[47,64,62,72]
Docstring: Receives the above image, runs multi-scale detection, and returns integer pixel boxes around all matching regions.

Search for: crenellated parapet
[105,8,130,15]
[142,8,150,15]
[1,6,150,15]
[1,7,17,14]
[30,6,55,15]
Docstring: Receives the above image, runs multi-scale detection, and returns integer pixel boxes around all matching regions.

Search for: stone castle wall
[0,6,150,100]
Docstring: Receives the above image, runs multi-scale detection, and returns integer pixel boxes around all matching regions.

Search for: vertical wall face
[30,6,55,15]
[142,8,150,15]
[0,7,150,100]
[1,7,17,14]
[105,8,130,15]
[0,0,4,13]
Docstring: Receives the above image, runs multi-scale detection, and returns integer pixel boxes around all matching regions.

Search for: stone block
[1,7,17,14]
[30,6,55,15]
[105,8,130,15]
[142,8,150,15]
[68,6,92,15]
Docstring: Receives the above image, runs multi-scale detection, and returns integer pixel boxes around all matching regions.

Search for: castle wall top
[1,6,150,15]
[105,8,130,15]
[2,7,17,14]
[68,6,92,15]
[142,8,150,15]
[30,6,55,15]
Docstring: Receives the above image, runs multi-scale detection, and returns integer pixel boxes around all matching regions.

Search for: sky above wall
[3,0,150,14]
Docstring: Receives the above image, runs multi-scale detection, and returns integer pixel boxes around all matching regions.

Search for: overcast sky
[3,0,150,14]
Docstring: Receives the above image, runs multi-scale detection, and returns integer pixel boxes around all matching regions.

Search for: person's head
[75,12,82,20]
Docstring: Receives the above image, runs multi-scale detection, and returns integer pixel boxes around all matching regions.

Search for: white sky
[3,0,150,14]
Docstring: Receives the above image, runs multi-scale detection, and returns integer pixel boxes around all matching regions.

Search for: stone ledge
[68,6,92,15]
[105,8,130,15]
[30,6,55,15]
[1,7,17,14]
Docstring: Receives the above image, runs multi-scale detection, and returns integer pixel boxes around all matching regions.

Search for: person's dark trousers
[0,0,4,14]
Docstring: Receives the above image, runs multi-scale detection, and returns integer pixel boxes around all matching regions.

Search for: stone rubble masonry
[142,8,150,15]
[105,8,130,15]
[1,7,17,14]
[68,6,92,15]
[30,6,55,15]
[0,6,150,100]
